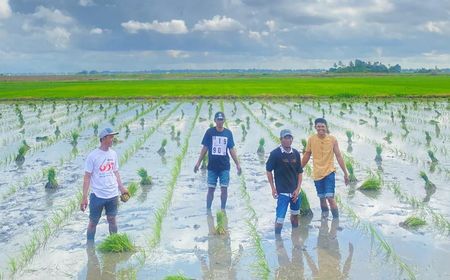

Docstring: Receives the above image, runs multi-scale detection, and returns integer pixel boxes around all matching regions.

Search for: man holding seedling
[194,112,242,210]
[302,118,349,219]
[80,128,128,241]
[266,129,303,234]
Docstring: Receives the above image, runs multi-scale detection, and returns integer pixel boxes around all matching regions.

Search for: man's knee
[106,216,116,224]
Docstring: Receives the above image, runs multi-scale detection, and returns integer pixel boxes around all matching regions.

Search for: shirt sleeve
[114,151,119,171]
[266,151,276,172]
[305,137,312,153]
[84,153,94,173]
[201,129,210,147]
[227,130,235,149]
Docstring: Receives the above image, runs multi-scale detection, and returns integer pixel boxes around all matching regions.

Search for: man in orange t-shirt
[301,118,349,219]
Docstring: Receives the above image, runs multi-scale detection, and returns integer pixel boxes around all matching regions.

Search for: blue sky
[0,0,449,73]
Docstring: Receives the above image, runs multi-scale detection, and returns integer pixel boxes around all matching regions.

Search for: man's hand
[344,174,350,186]
[271,188,278,199]
[236,164,242,176]
[80,196,88,212]
[292,188,301,203]
[194,163,200,173]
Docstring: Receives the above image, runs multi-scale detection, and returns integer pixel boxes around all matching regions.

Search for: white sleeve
[85,153,94,173]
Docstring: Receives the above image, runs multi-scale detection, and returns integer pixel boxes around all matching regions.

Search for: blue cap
[214,112,225,120]
[99,128,119,139]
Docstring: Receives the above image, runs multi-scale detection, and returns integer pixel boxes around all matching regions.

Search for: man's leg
[105,196,119,234]
[207,170,218,209]
[315,178,329,218]
[327,198,339,219]
[219,170,230,210]
[106,216,118,234]
[290,195,302,228]
[325,172,338,218]
[207,187,215,209]
[275,195,289,234]
[87,193,102,240]
[320,198,329,218]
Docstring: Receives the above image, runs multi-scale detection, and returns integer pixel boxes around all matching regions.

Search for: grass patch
[98,233,136,253]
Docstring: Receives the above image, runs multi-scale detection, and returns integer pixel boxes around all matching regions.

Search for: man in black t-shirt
[266,129,303,235]
[194,112,242,210]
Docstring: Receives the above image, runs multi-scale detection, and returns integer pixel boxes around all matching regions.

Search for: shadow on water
[84,241,132,280]
[304,218,353,280]
[195,211,243,279]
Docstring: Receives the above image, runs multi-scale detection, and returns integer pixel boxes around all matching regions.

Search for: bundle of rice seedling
[98,233,136,253]
[45,168,58,189]
[346,130,353,143]
[400,216,426,228]
[257,138,265,154]
[427,150,438,163]
[157,139,168,155]
[375,145,382,162]
[299,190,313,216]
[359,174,382,191]
[419,171,436,189]
[137,168,152,185]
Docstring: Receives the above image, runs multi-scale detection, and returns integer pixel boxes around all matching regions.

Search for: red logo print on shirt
[99,159,115,172]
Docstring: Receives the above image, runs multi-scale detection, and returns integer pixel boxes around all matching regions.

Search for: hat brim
[281,133,293,138]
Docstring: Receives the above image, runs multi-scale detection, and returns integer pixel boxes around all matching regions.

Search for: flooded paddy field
[0,99,448,280]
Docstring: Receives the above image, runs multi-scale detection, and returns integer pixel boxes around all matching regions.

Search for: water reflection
[304,219,353,280]
[275,216,312,279]
[195,211,242,279]
[85,241,132,280]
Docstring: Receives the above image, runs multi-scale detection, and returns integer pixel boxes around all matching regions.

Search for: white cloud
[248,30,268,41]
[121,19,188,34]
[79,0,94,7]
[193,15,243,32]
[0,0,12,19]
[421,21,447,33]
[265,20,276,32]
[46,27,71,48]
[166,50,190,58]
[90,28,103,34]
[33,6,73,24]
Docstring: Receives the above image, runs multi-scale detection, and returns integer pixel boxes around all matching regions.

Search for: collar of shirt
[279,145,293,154]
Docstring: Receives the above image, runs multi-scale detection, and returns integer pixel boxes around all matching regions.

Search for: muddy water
[1,100,449,279]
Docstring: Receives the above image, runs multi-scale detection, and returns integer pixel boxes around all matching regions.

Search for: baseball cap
[280,129,293,138]
[99,128,119,139]
[214,112,225,120]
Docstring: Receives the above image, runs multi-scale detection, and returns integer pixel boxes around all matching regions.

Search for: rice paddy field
[0,96,449,279]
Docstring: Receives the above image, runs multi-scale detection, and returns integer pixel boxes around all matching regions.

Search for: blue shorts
[314,172,336,198]
[275,193,302,224]
[207,169,230,188]
[89,193,118,224]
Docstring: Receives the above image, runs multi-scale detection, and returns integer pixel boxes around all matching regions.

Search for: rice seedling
[359,119,367,125]
[163,274,191,280]
[241,124,247,138]
[346,130,353,143]
[44,168,58,189]
[274,122,284,128]
[181,109,185,119]
[140,118,145,129]
[15,145,28,166]
[170,125,175,139]
[49,117,55,124]
[125,124,131,134]
[383,132,393,144]
[257,138,265,154]
[390,111,394,122]
[93,123,98,135]
[427,150,438,163]
[419,171,436,189]
[54,126,61,137]
[358,173,382,191]
[345,159,357,183]
[70,131,79,146]
[215,211,227,235]
[375,144,382,162]
[98,233,136,253]
[400,216,426,229]
[374,116,378,127]
[137,168,152,186]
[235,118,242,124]
[246,116,250,130]
[309,117,313,128]
[127,182,139,197]
[301,139,307,153]
[157,139,168,155]
[425,132,431,146]
[110,116,116,125]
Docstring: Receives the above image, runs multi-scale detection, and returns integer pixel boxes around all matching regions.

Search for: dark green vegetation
[97,233,136,253]
[0,74,449,99]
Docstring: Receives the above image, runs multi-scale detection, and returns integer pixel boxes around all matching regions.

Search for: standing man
[302,118,349,219]
[194,112,242,210]
[266,129,303,234]
[80,128,128,241]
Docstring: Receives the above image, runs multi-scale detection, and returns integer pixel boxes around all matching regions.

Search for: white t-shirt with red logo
[85,148,119,199]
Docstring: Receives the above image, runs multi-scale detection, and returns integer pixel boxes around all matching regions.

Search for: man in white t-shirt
[80,128,128,240]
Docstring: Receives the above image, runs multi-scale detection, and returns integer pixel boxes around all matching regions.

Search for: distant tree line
[328,59,401,73]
